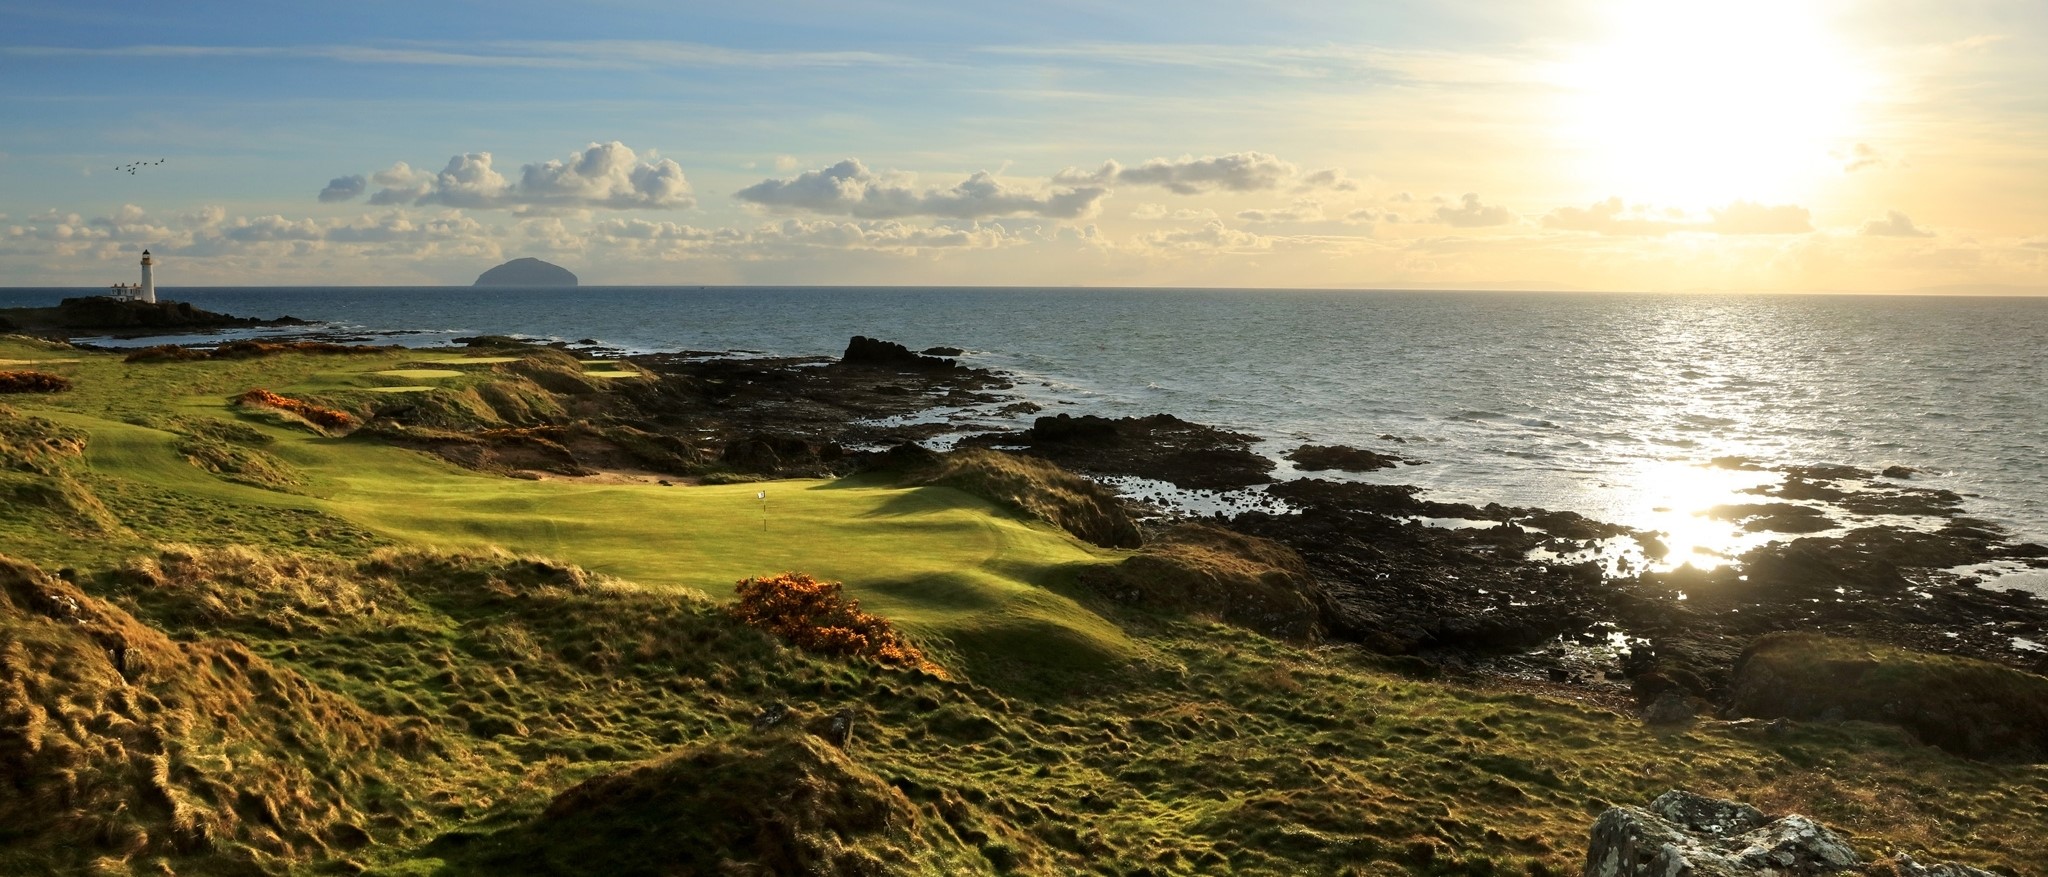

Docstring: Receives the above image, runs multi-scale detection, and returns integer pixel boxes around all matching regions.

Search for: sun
[1556,0,1871,207]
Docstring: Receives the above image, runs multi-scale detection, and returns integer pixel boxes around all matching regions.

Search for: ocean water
[7,286,2046,566]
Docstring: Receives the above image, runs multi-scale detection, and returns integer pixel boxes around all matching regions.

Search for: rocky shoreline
[601,337,2048,718]
[77,324,2048,722]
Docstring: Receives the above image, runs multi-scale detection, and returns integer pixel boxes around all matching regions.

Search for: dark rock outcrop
[962,413,1275,490]
[841,336,960,370]
[473,257,578,288]
[1286,443,1422,472]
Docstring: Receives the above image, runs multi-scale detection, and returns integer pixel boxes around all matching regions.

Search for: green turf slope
[0,339,1136,675]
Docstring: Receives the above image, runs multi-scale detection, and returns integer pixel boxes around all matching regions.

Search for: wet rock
[1703,503,1837,534]
[1582,790,1860,876]
[963,413,1274,490]
[918,345,965,357]
[1286,443,1422,472]
[842,335,960,370]
[1882,465,1918,480]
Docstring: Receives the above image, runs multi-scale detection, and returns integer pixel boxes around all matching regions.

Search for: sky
[2,0,2044,291]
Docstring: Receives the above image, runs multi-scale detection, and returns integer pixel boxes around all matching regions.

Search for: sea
[6,285,2046,590]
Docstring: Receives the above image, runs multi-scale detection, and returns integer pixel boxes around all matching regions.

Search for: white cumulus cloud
[329,142,693,210]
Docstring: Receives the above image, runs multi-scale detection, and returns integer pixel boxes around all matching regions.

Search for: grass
[2,336,2044,876]
[0,337,1138,674]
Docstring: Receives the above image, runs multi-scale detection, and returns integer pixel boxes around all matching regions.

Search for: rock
[473,257,578,287]
[841,335,958,370]
[1286,443,1421,472]
[1582,790,1861,876]
[751,702,790,731]
[1641,691,1698,727]
[919,345,965,357]
[965,412,1275,490]
[1882,465,1918,480]
[1646,790,1767,836]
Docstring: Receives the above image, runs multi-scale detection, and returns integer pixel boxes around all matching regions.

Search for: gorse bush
[731,572,942,676]
[0,370,71,393]
[235,388,358,430]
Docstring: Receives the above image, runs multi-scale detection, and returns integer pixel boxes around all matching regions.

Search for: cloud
[1058,151,1299,195]
[1709,200,1813,235]
[517,141,692,209]
[733,159,1106,220]
[1296,168,1360,192]
[1859,210,1935,238]
[1130,203,1219,221]
[337,142,692,210]
[1236,199,1324,223]
[1433,193,1514,228]
[592,218,731,242]
[318,174,366,203]
[1835,142,1888,173]
[1134,221,1271,252]
[757,218,1024,251]
[1541,197,1685,236]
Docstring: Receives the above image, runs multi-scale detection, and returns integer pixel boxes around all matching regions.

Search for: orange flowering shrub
[234,388,358,431]
[731,572,942,676]
[0,371,71,393]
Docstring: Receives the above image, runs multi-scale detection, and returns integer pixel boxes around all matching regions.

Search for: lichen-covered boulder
[1584,790,1857,876]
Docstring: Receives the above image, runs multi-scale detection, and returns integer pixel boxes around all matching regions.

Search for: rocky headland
[0,296,308,339]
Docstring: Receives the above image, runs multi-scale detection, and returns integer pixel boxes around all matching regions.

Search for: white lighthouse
[139,249,156,304]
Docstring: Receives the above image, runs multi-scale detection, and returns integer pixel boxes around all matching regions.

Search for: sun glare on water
[1558,0,1871,206]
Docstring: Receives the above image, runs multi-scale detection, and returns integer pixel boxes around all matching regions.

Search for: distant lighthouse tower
[138,249,156,304]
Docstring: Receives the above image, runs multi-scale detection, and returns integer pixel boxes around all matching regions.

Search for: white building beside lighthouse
[139,249,156,304]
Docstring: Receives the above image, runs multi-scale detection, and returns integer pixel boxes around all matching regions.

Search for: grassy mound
[1080,523,1324,642]
[0,405,121,540]
[907,448,1140,549]
[0,555,400,876]
[469,731,985,877]
[1728,633,2048,761]
[170,418,302,492]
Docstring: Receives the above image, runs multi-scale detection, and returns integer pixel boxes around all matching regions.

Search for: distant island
[474,257,578,288]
